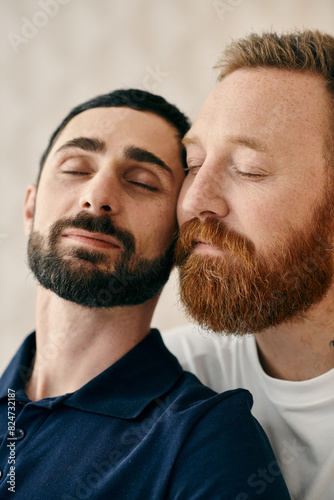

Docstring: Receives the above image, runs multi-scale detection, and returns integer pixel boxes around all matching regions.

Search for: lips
[193,238,223,256]
[194,237,208,245]
[193,237,216,248]
[61,229,123,250]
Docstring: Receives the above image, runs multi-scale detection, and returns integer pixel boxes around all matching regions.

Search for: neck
[255,288,334,381]
[25,287,158,401]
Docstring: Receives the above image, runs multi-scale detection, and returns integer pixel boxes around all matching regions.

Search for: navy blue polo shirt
[0,329,290,500]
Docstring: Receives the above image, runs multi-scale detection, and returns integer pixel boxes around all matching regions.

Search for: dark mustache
[49,211,135,253]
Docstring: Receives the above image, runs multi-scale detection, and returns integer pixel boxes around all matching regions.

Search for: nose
[178,163,229,223]
[79,172,120,215]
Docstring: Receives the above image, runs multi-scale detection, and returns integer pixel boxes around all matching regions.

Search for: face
[176,68,334,334]
[25,107,185,307]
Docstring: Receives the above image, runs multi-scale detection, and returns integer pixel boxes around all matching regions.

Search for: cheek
[132,207,178,258]
[33,187,73,231]
[239,198,290,252]
[176,181,190,225]
[154,208,179,250]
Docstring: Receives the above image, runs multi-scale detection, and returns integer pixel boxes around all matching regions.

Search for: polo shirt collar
[0,329,183,419]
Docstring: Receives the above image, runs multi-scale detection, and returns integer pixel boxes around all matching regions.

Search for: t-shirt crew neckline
[247,335,334,407]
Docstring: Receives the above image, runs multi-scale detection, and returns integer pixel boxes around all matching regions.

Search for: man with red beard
[165,30,334,500]
[0,89,290,499]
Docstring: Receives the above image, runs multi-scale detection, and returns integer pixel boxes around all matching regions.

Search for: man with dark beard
[0,89,290,500]
[164,30,334,500]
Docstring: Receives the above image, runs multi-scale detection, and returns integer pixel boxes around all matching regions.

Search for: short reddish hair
[215,30,334,167]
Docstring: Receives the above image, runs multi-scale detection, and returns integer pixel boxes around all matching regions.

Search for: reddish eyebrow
[182,134,201,149]
[227,135,268,153]
[182,133,268,154]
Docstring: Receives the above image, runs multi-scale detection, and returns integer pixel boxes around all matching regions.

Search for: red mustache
[175,218,255,265]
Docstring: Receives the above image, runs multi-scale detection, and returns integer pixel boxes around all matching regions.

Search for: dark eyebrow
[124,145,173,175]
[55,137,107,155]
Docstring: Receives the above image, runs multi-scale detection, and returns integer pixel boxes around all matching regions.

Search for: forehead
[49,106,182,164]
[191,68,329,150]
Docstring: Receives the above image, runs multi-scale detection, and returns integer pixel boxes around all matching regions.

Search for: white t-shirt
[163,324,334,500]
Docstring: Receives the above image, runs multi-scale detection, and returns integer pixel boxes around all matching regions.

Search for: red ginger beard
[175,197,334,335]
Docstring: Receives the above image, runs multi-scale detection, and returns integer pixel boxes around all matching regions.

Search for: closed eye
[128,180,158,192]
[62,170,90,175]
[236,170,265,178]
[184,165,201,175]
[125,166,161,192]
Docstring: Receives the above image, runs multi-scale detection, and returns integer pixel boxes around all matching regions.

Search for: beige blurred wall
[1,0,334,372]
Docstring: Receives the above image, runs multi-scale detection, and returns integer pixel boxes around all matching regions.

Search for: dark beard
[28,212,175,308]
[175,194,334,335]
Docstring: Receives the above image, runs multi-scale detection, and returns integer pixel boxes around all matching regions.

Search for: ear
[24,183,37,235]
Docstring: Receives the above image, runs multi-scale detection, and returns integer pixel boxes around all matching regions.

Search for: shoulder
[162,323,251,358]
[165,371,291,499]
[162,324,256,392]
[170,367,254,423]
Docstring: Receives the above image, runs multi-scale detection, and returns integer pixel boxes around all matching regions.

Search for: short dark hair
[38,88,191,183]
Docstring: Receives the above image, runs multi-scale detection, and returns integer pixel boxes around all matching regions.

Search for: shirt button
[13,429,25,441]
[0,469,3,479]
